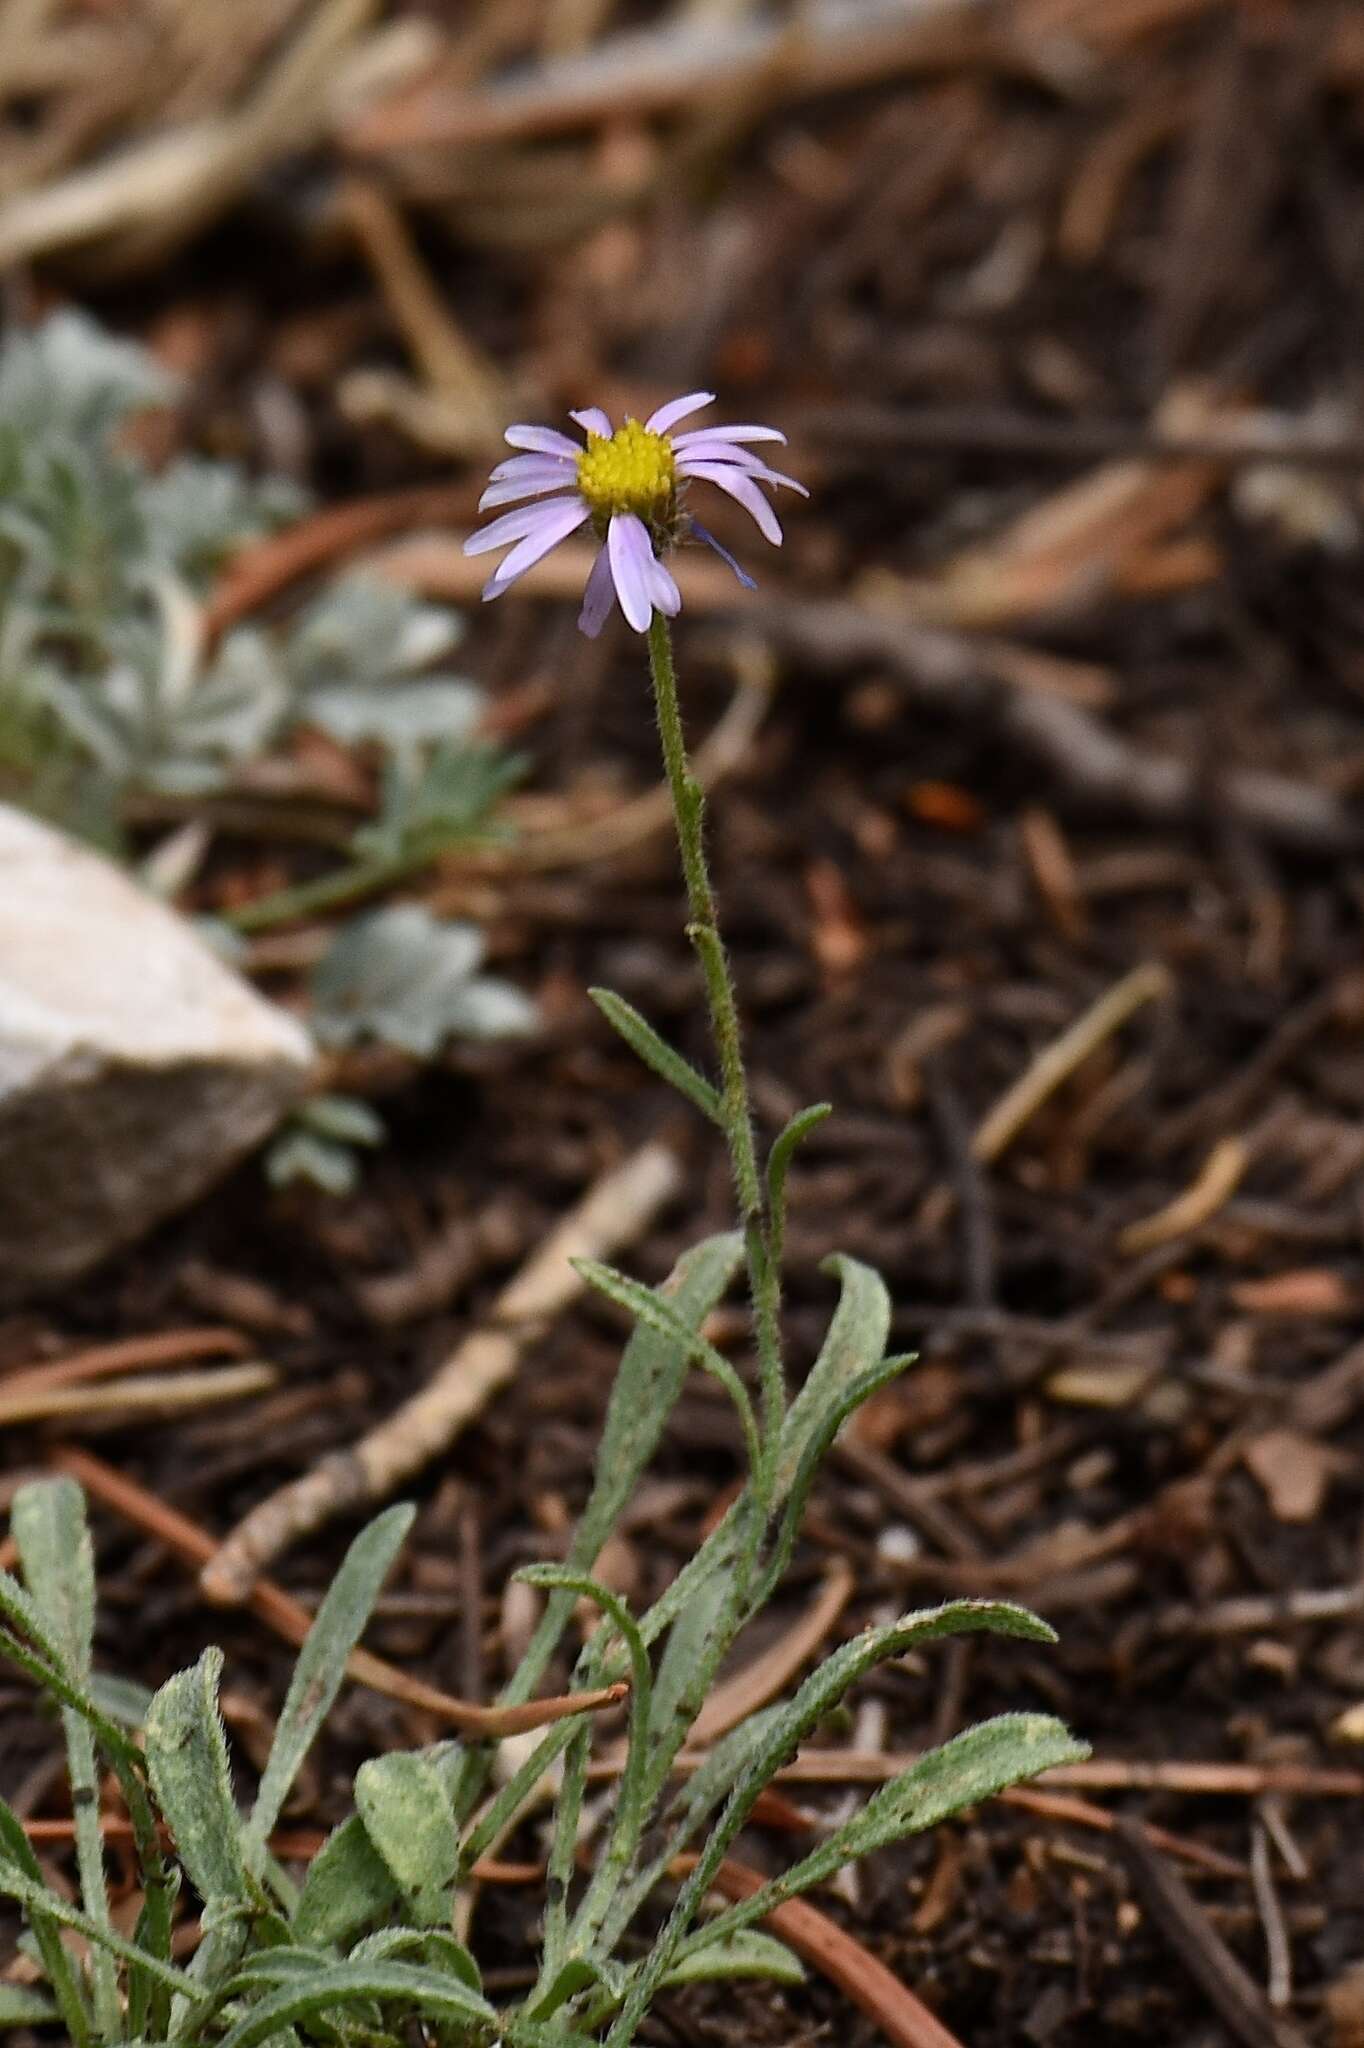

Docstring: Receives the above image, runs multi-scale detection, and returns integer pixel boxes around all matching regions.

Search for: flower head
[463,392,805,637]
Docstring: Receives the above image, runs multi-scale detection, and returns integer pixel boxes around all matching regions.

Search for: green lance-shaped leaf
[503,1231,741,1713]
[573,1258,763,1492]
[292,1813,400,1950]
[11,1480,119,2042]
[354,1751,460,1928]
[243,1503,415,1872]
[674,1713,1087,1967]
[776,1254,891,1494]
[589,989,723,1125]
[214,1957,495,2048]
[0,1793,94,2048]
[765,1102,831,1267]
[145,1647,250,1911]
[603,1600,1059,2048]
[663,1930,805,1989]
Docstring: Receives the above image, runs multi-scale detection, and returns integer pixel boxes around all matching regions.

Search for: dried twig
[971,962,1171,1164]
[1112,1819,1308,2048]
[1117,1134,1249,1255]
[201,1141,682,1602]
[344,0,1003,155]
[0,1362,276,1428]
[52,1446,624,1741]
[0,1326,246,1396]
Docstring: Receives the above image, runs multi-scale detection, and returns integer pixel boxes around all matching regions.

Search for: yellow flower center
[576,418,676,528]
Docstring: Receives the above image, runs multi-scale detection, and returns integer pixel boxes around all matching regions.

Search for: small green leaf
[244,1504,414,1873]
[663,1930,804,1989]
[354,1752,459,1926]
[765,1103,831,1265]
[589,989,722,1124]
[529,1955,624,2022]
[145,1647,249,1909]
[11,1479,94,1677]
[0,1984,59,2025]
[292,1815,398,1950]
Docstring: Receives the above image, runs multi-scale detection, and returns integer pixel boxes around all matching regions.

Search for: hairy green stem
[645,612,784,1474]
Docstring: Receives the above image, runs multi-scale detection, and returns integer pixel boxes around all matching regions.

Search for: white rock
[0,803,314,1301]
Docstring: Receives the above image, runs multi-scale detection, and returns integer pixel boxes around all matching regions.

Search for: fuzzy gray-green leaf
[11,1479,95,1678]
[354,1752,458,1926]
[589,989,722,1124]
[292,1814,399,1949]
[244,1503,414,1872]
[145,1647,249,1908]
[777,1254,891,1492]
[663,1931,804,1989]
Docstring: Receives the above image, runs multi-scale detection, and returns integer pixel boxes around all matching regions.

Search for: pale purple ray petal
[463,495,583,557]
[674,439,769,471]
[570,406,613,438]
[691,519,757,589]
[682,462,784,545]
[672,424,785,446]
[722,460,809,497]
[480,472,586,511]
[490,452,576,482]
[504,424,583,457]
[677,445,807,494]
[607,513,656,631]
[577,543,617,637]
[645,390,715,434]
[648,555,682,617]
[481,499,589,597]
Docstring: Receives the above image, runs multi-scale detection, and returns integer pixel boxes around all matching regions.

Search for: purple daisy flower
[463,392,805,637]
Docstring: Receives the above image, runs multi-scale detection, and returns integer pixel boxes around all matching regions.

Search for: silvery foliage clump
[0,310,501,821]
[0,1271,1083,2046]
[0,312,535,1185]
